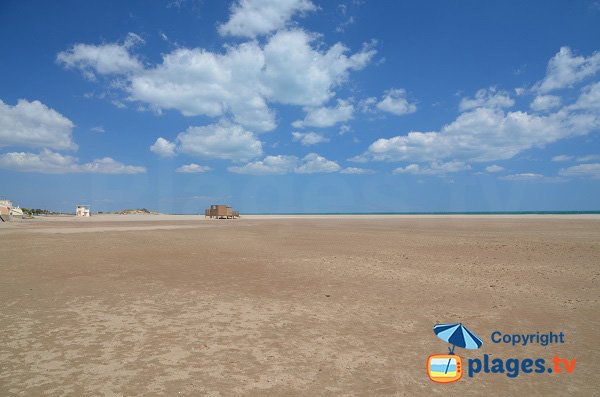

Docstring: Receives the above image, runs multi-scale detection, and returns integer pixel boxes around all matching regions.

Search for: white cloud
[292,99,354,128]
[354,84,600,164]
[129,42,276,132]
[218,0,316,38]
[56,33,143,79]
[571,82,600,110]
[340,167,374,174]
[339,124,351,135]
[176,163,211,173]
[90,126,105,133]
[459,88,514,112]
[336,16,355,33]
[576,154,600,162]
[150,137,176,157]
[79,157,147,174]
[552,154,573,162]
[295,152,340,173]
[228,152,339,174]
[536,47,600,93]
[62,30,374,132]
[0,99,76,150]
[559,163,600,178]
[291,131,329,146]
[552,154,600,163]
[530,95,561,111]
[0,149,145,174]
[176,120,262,161]
[260,31,375,106]
[499,173,546,181]
[359,96,377,113]
[485,165,504,173]
[376,88,417,116]
[228,154,298,175]
[392,161,470,175]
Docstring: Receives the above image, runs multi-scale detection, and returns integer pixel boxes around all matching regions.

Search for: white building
[76,205,91,217]
[9,206,23,217]
[0,198,15,221]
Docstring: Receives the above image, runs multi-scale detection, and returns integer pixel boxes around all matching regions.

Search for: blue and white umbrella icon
[433,323,483,354]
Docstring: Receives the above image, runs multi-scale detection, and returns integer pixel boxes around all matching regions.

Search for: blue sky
[1,0,600,213]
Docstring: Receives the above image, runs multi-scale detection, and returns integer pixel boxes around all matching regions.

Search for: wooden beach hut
[204,204,239,219]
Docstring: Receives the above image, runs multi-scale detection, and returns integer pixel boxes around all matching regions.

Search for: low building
[0,199,13,222]
[204,204,239,219]
[76,205,91,217]
[9,206,23,218]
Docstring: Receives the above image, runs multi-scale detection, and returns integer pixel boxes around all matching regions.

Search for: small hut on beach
[204,205,239,219]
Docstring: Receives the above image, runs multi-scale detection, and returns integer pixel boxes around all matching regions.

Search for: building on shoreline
[204,205,239,219]
[0,199,11,222]
[76,205,91,217]
[0,198,23,221]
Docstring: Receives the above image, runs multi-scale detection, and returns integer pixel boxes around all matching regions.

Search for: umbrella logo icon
[427,323,483,383]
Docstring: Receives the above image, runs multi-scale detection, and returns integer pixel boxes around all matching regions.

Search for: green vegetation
[21,208,56,215]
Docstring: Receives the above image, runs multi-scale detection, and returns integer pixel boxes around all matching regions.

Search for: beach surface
[1,215,599,396]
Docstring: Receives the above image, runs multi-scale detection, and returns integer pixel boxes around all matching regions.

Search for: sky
[1,0,600,213]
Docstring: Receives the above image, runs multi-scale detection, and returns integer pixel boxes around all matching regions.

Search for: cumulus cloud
[79,157,146,174]
[571,81,600,110]
[149,121,263,161]
[218,0,316,38]
[559,163,600,178]
[176,163,211,173]
[354,82,600,164]
[530,95,562,111]
[376,88,417,115]
[56,33,143,79]
[359,96,377,113]
[129,41,276,132]
[0,99,76,150]
[536,47,600,93]
[485,165,504,173]
[340,167,374,174]
[228,154,297,174]
[292,99,353,128]
[459,87,514,112]
[0,149,145,174]
[295,152,340,173]
[291,131,329,146]
[60,30,375,133]
[228,152,339,174]
[260,31,375,106]
[176,121,262,161]
[392,161,470,175]
[150,137,176,157]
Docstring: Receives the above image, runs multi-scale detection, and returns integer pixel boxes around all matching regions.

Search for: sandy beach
[1,215,599,396]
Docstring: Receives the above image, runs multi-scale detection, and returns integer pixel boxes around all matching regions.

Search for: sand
[1,215,599,396]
